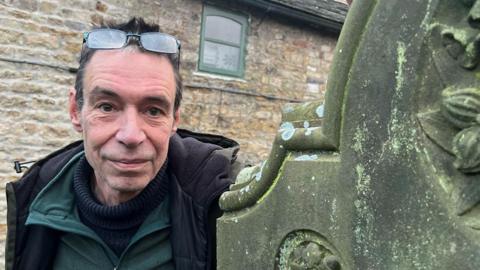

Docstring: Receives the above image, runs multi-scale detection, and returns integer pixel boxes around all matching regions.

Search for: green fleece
[26,152,174,270]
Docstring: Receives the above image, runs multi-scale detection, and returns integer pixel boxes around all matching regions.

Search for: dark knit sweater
[73,156,170,256]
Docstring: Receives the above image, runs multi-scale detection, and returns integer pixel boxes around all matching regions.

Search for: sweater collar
[73,156,170,230]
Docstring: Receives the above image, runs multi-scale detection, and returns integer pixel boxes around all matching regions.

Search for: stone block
[24,34,60,49]
[320,44,332,53]
[15,0,38,11]
[95,1,109,12]
[0,17,40,32]
[39,1,58,13]
[64,20,87,31]
[217,1,480,269]
[4,8,30,19]
[0,28,22,43]
[254,110,272,120]
[323,52,334,62]
[9,81,46,94]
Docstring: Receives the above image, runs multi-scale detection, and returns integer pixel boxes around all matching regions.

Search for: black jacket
[5,129,239,270]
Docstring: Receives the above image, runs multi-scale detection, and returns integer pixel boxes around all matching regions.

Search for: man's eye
[98,103,114,112]
[146,107,163,117]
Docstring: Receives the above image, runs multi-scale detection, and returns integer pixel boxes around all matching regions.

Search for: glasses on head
[83,29,181,67]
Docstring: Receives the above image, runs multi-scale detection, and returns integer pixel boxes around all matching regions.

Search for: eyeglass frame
[82,29,181,69]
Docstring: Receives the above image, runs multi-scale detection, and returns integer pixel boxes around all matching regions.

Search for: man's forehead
[84,50,174,83]
[86,49,170,70]
[82,49,176,102]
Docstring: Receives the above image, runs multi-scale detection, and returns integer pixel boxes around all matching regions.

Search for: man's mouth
[109,159,149,170]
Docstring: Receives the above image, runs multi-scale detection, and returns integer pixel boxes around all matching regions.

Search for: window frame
[198,5,248,78]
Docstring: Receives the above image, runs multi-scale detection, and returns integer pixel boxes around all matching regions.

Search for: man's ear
[69,88,83,133]
[171,108,180,136]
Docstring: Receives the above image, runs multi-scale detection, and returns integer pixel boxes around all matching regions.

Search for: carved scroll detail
[220,101,336,212]
[275,230,342,270]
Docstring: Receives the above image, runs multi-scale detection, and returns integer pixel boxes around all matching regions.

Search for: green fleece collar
[26,151,85,232]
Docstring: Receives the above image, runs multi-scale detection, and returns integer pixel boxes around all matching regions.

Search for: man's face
[69,49,179,202]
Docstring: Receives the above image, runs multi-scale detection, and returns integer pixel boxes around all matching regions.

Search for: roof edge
[235,0,346,32]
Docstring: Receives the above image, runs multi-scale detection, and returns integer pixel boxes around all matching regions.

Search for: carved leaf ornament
[420,0,480,174]
[416,0,480,218]
[441,87,480,173]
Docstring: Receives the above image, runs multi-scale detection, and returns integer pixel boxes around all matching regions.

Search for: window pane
[205,16,242,45]
[202,41,240,71]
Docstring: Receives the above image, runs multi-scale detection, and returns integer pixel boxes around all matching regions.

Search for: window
[199,5,248,77]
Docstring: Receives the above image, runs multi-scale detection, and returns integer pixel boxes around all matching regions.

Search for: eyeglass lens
[86,29,178,54]
[140,33,178,54]
[87,29,127,49]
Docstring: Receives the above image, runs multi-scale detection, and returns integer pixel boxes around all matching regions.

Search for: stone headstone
[217,0,480,269]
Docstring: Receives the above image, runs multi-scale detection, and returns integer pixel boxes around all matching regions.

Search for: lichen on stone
[280,122,296,141]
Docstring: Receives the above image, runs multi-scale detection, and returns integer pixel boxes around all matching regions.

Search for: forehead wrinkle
[85,61,174,92]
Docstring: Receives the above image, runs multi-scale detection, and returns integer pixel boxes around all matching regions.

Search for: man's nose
[115,108,146,147]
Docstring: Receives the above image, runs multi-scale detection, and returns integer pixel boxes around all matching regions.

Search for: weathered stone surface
[217,0,480,269]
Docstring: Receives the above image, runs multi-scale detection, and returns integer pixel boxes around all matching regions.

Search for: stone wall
[0,0,339,267]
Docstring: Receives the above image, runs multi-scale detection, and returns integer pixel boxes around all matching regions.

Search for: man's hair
[74,17,183,113]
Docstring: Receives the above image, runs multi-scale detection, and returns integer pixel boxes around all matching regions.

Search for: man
[5,17,239,270]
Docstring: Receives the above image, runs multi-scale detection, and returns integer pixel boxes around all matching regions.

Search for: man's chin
[106,176,152,193]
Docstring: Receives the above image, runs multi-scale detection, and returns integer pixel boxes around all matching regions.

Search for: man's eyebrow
[142,95,172,110]
[88,87,121,103]
[88,87,173,110]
